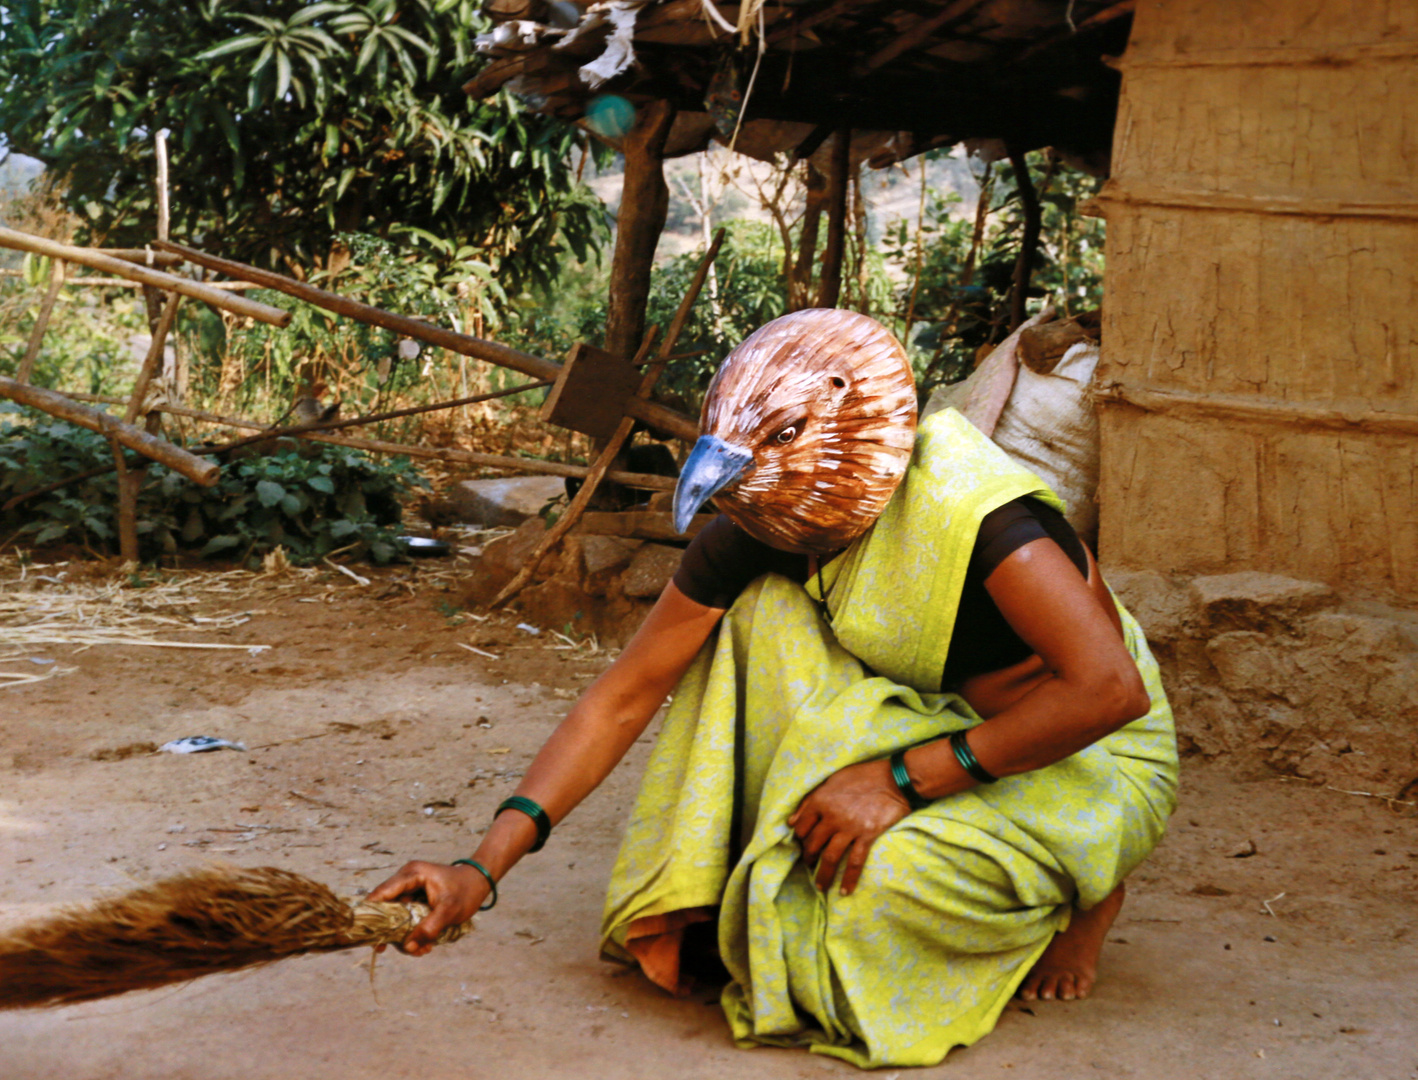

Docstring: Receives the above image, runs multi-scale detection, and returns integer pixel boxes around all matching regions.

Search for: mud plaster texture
[1110,569,1418,799]
[1,560,1415,1079]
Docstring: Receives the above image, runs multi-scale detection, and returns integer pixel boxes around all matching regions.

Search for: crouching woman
[371,309,1177,1068]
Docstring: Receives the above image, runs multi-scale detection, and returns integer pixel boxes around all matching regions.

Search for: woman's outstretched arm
[369,582,725,954]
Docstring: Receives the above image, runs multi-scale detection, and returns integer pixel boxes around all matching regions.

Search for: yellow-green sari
[601,410,1178,1068]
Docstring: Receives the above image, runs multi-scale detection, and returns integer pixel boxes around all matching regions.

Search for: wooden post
[124,291,182,424]
[111,435,142,564]
[1007,144,1042,332]
[604,101,676,362]
[114,288,182,562]
[16,258,65,383]
[815,127,852,308]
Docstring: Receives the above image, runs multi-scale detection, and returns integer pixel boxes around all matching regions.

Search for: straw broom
[0,865,471,1010]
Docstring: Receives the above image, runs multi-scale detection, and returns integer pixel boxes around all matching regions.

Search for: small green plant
[0,403,426,564]
[435,599,466,626]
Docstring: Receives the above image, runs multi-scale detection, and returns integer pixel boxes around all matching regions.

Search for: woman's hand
[788,759,911,896]
[367,861,491,957]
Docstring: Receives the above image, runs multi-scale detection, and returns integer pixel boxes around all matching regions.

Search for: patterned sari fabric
[600,411,1179,1068]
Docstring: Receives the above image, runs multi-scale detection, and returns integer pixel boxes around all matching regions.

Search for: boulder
[622,544,684,598]
[444,476,567,527]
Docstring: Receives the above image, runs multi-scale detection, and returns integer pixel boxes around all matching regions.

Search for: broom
[0,864,472,1009]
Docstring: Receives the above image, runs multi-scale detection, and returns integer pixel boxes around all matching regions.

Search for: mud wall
[1094,0,1418,604]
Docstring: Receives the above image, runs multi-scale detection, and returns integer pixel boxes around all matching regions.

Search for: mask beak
[673,435,754,534]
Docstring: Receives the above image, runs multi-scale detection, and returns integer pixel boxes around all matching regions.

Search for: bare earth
[1,562,1414,1080]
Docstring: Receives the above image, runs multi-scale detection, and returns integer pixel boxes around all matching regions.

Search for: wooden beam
[0,378,219,486]
[94,248,185,268]
[0,228,290,327]
[153,238,700,443]
[858,0,983,74]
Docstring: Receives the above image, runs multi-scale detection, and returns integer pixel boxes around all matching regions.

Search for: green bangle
[889,748,933,811]
[495,795,552,853]
[450,858,498,910]
[950,729,998,785]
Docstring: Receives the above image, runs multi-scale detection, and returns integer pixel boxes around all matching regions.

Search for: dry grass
[0,865,471,1010]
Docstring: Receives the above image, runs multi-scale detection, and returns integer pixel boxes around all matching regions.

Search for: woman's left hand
[788,759,911,896]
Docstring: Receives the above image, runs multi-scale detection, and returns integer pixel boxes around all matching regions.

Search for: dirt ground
[1,556,1415,1080]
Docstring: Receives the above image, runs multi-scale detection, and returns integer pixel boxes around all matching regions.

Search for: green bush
[0,404,426,564]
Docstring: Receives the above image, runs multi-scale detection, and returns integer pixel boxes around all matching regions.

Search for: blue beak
[673,435,754,534]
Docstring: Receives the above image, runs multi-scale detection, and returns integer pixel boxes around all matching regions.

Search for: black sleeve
[972,497,1089,581]
[672,514,805,609]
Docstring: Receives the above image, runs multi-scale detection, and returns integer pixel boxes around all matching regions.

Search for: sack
[990,341,1100,546]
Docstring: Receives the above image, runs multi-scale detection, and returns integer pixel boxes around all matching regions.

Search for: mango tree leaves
[0,0,606,296]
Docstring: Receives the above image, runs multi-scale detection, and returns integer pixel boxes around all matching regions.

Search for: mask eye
[775,426,797,445]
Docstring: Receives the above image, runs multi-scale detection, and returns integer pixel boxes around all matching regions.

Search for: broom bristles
[0,865,471,1010]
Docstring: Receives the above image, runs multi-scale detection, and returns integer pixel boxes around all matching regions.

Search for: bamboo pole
[62,391,677,489]
[124,292,182,425]
[152,239,699,442]
[0,228,290,327]
[0,378,219,486]
[95,249,185,268]
[491,229,726,608]
[16,258,65,383]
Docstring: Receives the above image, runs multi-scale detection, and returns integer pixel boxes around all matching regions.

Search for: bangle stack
[949,729,998,785]
[888,748,933,811]
[496,795,552,853]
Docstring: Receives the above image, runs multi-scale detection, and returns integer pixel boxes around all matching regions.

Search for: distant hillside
[586,148,983,262]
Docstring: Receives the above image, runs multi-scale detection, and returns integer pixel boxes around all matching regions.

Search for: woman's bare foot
[1018,882,1126,1002]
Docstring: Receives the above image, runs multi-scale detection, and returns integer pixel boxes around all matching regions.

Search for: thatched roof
[466,0,1133,169]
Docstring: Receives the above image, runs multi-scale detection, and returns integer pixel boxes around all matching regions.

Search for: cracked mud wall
[1094,0,1418,604]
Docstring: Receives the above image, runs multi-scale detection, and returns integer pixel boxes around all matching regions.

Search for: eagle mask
[672,308,918,555]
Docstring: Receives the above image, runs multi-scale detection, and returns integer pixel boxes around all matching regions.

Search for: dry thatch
[0,865,471,1010]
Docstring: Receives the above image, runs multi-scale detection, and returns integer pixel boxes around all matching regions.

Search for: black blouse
[672,497,1090,689]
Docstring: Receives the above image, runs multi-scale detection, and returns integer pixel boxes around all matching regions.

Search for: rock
[444,476,567,527]
[621,544,684,598]
[480,517,548,580]
[1107,568,1192,643]
[1189,572,1336,635]
[581,535,643,576]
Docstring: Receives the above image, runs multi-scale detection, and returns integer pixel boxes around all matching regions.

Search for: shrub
[0,403,425,564]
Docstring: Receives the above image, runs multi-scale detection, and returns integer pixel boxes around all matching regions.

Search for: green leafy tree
[0,0,606,290]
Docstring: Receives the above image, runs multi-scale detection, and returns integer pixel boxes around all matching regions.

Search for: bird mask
[672,308,918,555]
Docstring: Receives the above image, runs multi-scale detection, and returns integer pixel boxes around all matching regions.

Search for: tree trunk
[604,101,676,361]
[815,128,852,309]
[789,161,827,311]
